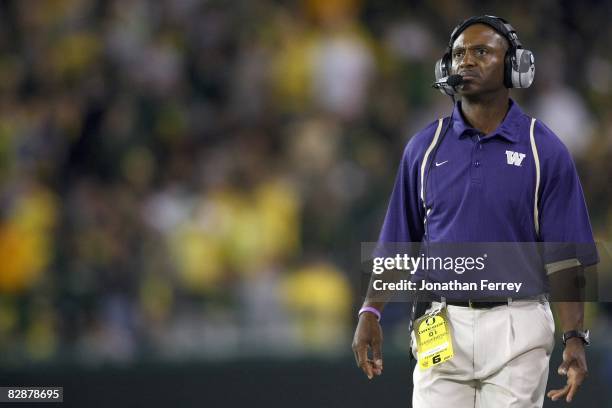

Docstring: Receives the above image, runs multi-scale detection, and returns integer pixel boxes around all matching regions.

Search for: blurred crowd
[0,0,611,365]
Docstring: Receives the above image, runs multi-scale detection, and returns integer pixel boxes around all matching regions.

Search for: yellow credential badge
[414,307,454,370]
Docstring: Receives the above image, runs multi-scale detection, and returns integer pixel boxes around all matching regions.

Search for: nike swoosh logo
[435,160,449,167]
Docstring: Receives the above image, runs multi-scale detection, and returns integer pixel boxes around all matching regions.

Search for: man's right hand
[352,312,383,380]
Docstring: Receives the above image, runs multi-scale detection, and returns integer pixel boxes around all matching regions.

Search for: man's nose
[458,51,476,68]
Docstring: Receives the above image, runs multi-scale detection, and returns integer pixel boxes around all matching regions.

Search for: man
[352,16,598,407]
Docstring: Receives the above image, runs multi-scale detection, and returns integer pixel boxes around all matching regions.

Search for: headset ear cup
[511,49,535,88]
[434,52,451,81]
[434,53,456,96]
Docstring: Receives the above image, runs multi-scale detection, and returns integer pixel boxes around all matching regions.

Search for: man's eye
[453,52,464,58]
[477,49,488,56]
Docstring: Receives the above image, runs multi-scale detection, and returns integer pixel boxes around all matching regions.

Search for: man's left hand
[547,338,588,403]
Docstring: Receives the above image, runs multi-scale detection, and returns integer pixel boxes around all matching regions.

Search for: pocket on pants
[540,303,555,335]
[540,302,556,353]
[533,302,555,354]
[510,302,555,356]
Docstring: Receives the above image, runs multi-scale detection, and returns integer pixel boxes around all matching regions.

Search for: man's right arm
[351,126,431,379]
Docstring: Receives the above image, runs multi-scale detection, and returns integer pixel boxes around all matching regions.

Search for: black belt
[446,300,509,309]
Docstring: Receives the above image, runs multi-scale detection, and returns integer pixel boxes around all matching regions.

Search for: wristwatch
[562,330,590,346]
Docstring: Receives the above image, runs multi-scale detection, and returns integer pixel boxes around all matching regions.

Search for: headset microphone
[432,74,464,95]
[432,74,464,87]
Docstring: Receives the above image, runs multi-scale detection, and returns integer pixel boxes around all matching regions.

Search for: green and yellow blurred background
[0,0,611,406]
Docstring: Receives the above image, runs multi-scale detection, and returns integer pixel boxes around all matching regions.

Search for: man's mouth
[459,71,479,80]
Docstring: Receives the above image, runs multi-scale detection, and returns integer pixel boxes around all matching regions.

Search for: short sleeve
[538,142,599,273]
[378,138,425,245]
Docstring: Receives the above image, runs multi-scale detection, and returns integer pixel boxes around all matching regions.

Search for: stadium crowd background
[0,0,611,379]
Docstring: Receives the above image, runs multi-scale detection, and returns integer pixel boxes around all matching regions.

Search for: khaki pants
[411,299,555,408]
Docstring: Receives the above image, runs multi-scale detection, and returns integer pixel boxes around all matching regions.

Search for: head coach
[352,15,598,407]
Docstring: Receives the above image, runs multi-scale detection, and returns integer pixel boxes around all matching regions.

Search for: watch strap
[562,329,590,346]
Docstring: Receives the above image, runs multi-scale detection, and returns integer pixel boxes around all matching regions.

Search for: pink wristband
[358,306,381,321]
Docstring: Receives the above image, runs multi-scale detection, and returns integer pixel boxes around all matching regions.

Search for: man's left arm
[535,130,598,403]
[547,266,588,403]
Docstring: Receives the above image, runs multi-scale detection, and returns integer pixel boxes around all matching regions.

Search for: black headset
[434,15,535,95]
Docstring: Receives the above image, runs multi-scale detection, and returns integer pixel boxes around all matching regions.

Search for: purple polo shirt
[378,99,598,294]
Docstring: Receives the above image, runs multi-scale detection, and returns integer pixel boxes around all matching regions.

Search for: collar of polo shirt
[452,98,523,143]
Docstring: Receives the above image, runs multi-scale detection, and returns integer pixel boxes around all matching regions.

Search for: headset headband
[448,15,522,51]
